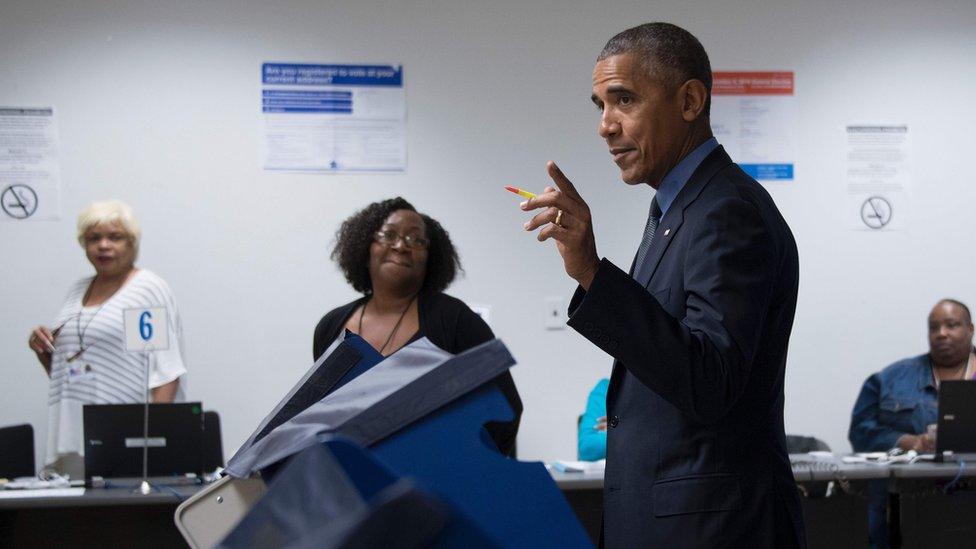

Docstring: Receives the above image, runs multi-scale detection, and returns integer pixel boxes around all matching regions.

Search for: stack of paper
[551,460,606,473]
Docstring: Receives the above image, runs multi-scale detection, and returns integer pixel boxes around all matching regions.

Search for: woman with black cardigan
[313,197,522,456]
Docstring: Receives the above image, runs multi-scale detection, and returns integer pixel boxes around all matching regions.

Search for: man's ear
[679,79,708,122]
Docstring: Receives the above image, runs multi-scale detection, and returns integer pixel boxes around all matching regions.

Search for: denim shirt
[848,353,940,452]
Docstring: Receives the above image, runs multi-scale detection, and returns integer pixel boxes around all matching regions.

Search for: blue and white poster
[261,63,405,173]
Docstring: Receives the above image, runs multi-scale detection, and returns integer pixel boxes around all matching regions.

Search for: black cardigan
[312,291,522,457]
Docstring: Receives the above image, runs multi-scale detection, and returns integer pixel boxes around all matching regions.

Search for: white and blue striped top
[45,269,187,465]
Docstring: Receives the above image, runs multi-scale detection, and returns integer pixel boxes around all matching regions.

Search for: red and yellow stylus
[504,186,536,200]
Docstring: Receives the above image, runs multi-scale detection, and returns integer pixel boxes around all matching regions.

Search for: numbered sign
[123,307,170,351]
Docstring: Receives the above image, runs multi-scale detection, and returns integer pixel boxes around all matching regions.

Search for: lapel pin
[663,228,670,236]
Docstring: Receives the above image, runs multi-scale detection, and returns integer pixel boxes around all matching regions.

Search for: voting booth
[175,336,589,548]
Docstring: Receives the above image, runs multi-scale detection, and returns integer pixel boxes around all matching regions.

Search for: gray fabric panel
[253,342,363,444]
[226,336,346,466]
[337,338,516,447]
[225,337,451,477]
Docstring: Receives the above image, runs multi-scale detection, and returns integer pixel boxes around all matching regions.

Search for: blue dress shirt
[655,137,719,216]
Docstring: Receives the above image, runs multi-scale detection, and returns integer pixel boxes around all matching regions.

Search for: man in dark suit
[521,23,805,547]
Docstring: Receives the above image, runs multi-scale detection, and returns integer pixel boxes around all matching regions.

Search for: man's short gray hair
[598,22,712,116]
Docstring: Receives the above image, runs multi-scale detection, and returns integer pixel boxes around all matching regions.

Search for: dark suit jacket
[568,147,805,548]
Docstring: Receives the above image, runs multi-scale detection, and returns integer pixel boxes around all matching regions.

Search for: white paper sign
[123,307,170,351]
[711,72,795,182]
[0,107,63,220]
[845,125,911,231]
[261,63,406,173]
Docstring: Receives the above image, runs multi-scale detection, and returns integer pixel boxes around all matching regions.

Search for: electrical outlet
[545,297,567,330]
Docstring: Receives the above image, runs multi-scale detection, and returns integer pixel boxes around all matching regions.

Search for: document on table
[551,460,605,473]
[0,487,85,498]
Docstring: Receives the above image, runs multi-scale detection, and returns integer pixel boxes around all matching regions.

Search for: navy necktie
[632,196,662,281]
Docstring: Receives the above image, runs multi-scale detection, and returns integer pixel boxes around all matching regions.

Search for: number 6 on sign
[139,311,153,340]
[124,307,170,351]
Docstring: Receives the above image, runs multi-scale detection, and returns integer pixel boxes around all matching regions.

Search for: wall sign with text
[260,63,406,173]
[711,72,796,182]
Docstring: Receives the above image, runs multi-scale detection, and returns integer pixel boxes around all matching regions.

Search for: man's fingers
[536,221,566,242]
[524,207,562,231]
[547,161,584,202]
[518,163,585,216]
[521,189,577,215]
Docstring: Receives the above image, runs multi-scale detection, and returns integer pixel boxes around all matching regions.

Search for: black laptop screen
[83,402,204,481]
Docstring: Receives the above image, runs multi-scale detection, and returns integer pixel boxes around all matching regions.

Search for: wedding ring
[554,209,564,227]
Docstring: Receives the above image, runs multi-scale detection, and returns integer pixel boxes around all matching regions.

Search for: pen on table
[505,186,536,200]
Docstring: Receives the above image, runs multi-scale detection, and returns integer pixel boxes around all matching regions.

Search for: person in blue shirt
[849,298,975,548]
[578,379,609,461]
[850,298,975,454]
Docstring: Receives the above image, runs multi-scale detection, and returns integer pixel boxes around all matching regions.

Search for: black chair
[787,434,832,499]
[0,424,35,478]
[786,434,831,454]
[203,411,224,471]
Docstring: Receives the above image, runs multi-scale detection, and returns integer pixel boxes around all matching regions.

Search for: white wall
[2,0,976,468]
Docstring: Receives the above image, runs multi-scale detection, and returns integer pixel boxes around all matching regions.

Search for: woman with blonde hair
[27,200,187,478]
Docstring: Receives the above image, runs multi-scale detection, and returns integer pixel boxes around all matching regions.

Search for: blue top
[654,137,719,216]
[578,378,609,461]
[848,353,939,452]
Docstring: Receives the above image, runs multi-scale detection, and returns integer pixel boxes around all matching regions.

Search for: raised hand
[521,161,601,289]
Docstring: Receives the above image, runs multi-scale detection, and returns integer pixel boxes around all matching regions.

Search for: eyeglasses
[374,230,429,249]
[48,312,110,363]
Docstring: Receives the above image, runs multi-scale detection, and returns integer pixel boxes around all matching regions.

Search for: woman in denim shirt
[850,299,975,453]
[849,298,975,548]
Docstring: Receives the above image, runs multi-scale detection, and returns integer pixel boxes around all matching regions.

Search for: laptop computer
[936,380,976,462]
[83,402,205,482]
